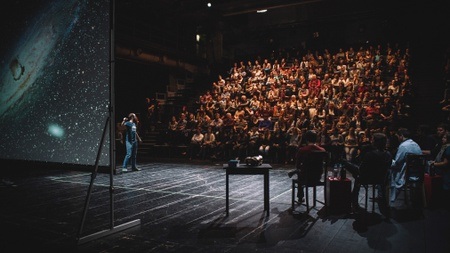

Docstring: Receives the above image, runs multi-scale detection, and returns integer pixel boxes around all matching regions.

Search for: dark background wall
[115,60,169,119]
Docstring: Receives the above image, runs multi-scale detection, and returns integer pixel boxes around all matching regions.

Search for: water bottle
[328,167,334,178]
[333,163,339,179]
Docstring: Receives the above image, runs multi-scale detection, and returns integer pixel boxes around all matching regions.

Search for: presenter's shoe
[132,167,141,171]
[122,168,128,173]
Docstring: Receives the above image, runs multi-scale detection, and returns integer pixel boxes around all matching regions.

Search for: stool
[326,177,351,214]
[424,174,444,208]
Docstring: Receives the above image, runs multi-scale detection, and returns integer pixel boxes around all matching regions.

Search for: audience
[167,43,418,163]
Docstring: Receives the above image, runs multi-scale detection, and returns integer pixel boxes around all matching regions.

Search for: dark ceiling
[114,0,448,65]
[115,1,398,55]
[115,0,391,35]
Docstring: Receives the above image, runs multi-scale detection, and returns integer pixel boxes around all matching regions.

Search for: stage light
[207,2,211,8]
[257,9,267,13]
[196,34,201,42]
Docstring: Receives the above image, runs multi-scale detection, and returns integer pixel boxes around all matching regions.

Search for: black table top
[223,163,272,169]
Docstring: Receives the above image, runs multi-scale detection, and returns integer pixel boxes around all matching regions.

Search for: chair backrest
[325,145,345,165]
[359,150,391,185]
[301,151,328,185]
[405,154,427,183]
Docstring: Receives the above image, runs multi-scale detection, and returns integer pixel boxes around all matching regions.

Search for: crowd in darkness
[166,43,415,164]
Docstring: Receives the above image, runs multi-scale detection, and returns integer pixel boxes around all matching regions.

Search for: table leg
[226,172,229,216]
[264,171,269,215]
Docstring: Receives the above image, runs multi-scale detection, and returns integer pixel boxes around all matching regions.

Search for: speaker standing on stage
[122,113,142,172]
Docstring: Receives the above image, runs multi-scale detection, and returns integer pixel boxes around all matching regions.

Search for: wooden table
[223,163,272,216]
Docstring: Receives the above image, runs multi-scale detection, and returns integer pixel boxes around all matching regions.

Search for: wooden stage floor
[1,161,449,252]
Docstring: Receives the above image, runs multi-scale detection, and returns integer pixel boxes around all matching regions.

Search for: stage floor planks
[0,162,449,252]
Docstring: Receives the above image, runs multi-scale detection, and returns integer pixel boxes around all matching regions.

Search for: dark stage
[1,161,449,253]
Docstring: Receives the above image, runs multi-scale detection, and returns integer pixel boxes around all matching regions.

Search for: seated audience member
[222,129,237,160]
[429,132,450,205]
[258,115,272,132]
[258,129,272,157]
[222,112,235,133]
[328,128,345,165]
[167,116,178,144]
[286,126,301,164]
[233,129,248,160]
[342,133,392,212]
[272,128,287,164]
[188,128,204,160]
[201,127,216,159]
[429,123,449,159]
[288,130,326,202]
[210,112,224,133]
[247,126,260,156]
[389,128,422,202]
[176,113,188,144]
[343,127,359,162]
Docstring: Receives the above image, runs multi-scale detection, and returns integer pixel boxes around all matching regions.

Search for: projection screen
[0,0,111,166]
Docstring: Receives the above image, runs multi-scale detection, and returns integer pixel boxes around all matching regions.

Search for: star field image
[0,0,111,166]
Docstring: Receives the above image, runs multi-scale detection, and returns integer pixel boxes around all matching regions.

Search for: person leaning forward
[342,132,392,213]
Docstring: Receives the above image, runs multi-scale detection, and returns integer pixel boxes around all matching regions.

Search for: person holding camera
[122,113,142,172]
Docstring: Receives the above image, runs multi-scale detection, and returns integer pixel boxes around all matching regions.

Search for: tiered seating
[165,43,414,163]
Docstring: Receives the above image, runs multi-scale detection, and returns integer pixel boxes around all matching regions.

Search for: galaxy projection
[0,0,111,166]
